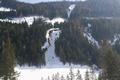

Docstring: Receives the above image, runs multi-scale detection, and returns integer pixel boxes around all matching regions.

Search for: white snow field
[45,17,65,25]
[0,7,16,12]
[16,66,99,80]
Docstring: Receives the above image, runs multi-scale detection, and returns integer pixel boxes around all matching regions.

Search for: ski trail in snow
[67,4,76,19]
[42,28,65,67]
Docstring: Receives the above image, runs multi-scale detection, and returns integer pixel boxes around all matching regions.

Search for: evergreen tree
[76,70,82,80]
[0,37,18,80]
[100,42,120,80]
[66,75,71,80]
[85,70,90,80]
[69,68,75,80]
[61,75,65,80]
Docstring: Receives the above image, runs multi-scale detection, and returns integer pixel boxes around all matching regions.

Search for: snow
[0,16,41,26]
[42,28,63,67]
[88,23,92,28]
[15,66,99,80]
[0,7,16,12]
[67,4,76,18]
[18,0,86,4]
[83,23,100,48]
[110,34,120,45]
[0,16,65,26]
[45,17,65,25]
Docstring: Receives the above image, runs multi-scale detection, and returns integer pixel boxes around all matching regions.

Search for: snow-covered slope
[42,28,63,67]
[0,7,16,12]
[67,4,76,18]
[108,34,120,45]
[83,23,100,48]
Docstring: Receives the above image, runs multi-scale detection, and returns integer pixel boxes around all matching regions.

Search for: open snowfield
[15,66,99,80]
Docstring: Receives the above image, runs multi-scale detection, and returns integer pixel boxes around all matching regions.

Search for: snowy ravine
[67,4,76,18]
[83,23,100,48]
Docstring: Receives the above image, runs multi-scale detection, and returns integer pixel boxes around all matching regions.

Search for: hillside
[0,0,120,80]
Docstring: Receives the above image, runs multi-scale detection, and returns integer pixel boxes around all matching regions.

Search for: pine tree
[54,73,60,80]
[61,75,65,80]
[69,68,75,80]
[89,67,97,80]
[76,70,82,80]
[66,75,70,80]
[85,70,90,80]
[100,42,120,80]
[0,37,18,80]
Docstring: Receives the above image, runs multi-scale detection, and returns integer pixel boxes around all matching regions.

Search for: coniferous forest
[0,0,120,80]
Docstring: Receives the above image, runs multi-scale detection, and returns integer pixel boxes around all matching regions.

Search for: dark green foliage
[55,21,99,65]
[99,43,120,80]
[0,19,51,67]
[0,37,18,80]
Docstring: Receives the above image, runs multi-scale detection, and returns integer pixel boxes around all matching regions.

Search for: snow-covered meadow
[15,66,99,80]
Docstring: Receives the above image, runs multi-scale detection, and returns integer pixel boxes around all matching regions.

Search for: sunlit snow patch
[0,7,16,12]
[45,17,65,25]
[15,65,99,80]
[0,16,40,26]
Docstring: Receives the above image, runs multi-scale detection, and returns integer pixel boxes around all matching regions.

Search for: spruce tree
[100,42,120,80]
[0,37,18,80]
[85,70,90,80]
[69,68,75,80]
[76,70,82,80]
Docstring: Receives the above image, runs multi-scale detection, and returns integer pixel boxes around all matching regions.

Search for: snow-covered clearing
[45,17,65,25]
[0,7,16,12]
[16,66,99,80]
